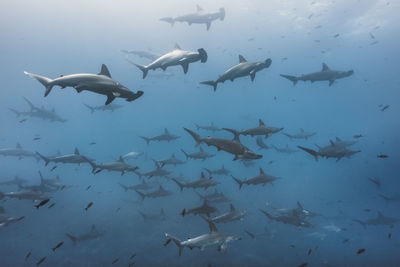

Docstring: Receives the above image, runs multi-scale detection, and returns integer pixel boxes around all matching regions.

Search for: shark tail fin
[8,108,21,117]
[203,168,212,176]
[84,158,97,173]
[135,190,146,200]
[297,146,319,161]
[259,209,273,219]
[160,17,175,26]
[183,128,202,147]
[84,104,95,113]
[119,183,128,192]
[280,74,298,86]
[24,71,54,96]
[219,8,226,20]
[65,234,77,246]
[354,219,366,229]
[140,136,151,145]
[36,152,50,166]
[231,175,243,189]
[200,80,217,91]
[133,63,149,79]
[172,178,184,191]
[180,149,189,159]
[164,233,183,256]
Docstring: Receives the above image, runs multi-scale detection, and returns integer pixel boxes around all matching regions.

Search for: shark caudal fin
[172,178,184,191]
[160,17,175,26]
[118,183,128,192]
[84,158,98,173]
[219,8,226,21]
[84,104,95,113]
[259,209,273,219]
[200,80,218,91]
[140,136,151,145]
[24,71,54,96]
[65,234,78,246]
[36,152,50,166]
[198,48,208,63]
[203,168,212,176]
[8,108,21,117]
[183,128,202,147]
[280,74,298,86]
[180,149,189,160]
[297,146,319,162]
[231,175,243,189]
[133,63,149,79]
[135,190,146,200]
[354,219,367,229]
[164,233,183,256]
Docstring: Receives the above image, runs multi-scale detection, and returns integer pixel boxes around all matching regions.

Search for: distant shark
[0,143,40,162]
[280,63,353,86]
[160,5,225,31]
[65,224,104,245]
[24,64,143,105]
[9,97,67,122]
[201,55,272,91]
[354,211,400,228]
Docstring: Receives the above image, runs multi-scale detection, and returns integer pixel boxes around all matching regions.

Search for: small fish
[370,33,375,39]
[89,142,96,145]
[50,166,57,171]
[308,13,313,19]
[353,134,363,139]
[281,57,288,61]
[112,258,119,264]
[381,105,390,111]
[116,207,121,212]
[128,262,135,267]
[19,119,27,123]
[343,238,349,243]
[298,263,308,267]
[357,248,366,254]
[364,208,371,212]
[370,41,379,45]
[290,244,296,248]
[130,253,137,259]
[25,251,31,261]
[333,33,340,38]
[388,233,392,239]
[84,202,93,211]
[308,248,312,255]
[48,203,56,209]
[248,38,254,41]
[181,209,186,217]
[32,137,41,141]
[36,257,46,266]
[35,199,50,209]
[51,241,64,251]
[244,230,255,239]
[314,39,320,42]
[86,185,91,191]
[377,154,388,159]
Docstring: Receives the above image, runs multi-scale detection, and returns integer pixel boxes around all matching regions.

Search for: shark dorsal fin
[259,168,264,174]
[200,172,206,179]
[174,43,181,50]
[297,201,303,210]
[322,63,330,71]
[336,137,341,141]
[16,143,22,149]
[118,156,124,163]
[259,119,265,126]
[38,171,44,180]
[239,55,247,63]
[230,203,236,211]
[329,140,335,146]
[208,220,218,232]
[377,211,384,218]
[74,148,80,155]
[200,147,204,152]
[99,64,112,78]
[196,4,203,12]
[153,160,161,168]
[164,128,169,134]
[91,224,96,231]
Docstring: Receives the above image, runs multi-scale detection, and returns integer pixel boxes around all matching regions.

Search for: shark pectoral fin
[206,21,211,31]
[329,80,334,86]
[105,94,116,105]
[180,61,189,74]
[250,71,256,81]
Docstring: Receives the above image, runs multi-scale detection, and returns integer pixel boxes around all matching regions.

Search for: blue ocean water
[1,0,399,266]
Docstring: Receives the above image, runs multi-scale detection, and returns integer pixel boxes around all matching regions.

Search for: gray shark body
[271,144,299,154]
[0,191,47,201]
[196,190,230,204]
[282,128,316,140]
[195,122,221,132]
[24,64,143,105]
[184,128,262,161]
[84,103,122,113]
[121,49,159,60]
[65,224,104,245]
[256,137,270,150]
[135,161,171,179]
[260,209,312,227]
[298,142,360,162]
[0,214,24,227]
[88,157,138,175]
[38,172,70,190]
[378,193,400,203]
[203,164,230,176]
[280,63,353,86]
[37,148,92,166]
[181,147,215,160]
[331,137,357,148]
[231,168,279,189]
[173,172,219,191]
[135,186,172,200]
[164,219,240,255]
[140,128,180,144]
[239,119,283,138]
[201,55,272,91]
[0,143,40,161]
[160,5,225,31]
[119,180,155,192]
[132,44,207,79]
[139,209,167,221]
[10,98,66,122]
[182,200,218,217]
[156,153,185,167]
[209,204,247,223]
[0,176,27,187]
[354,212,400,228]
